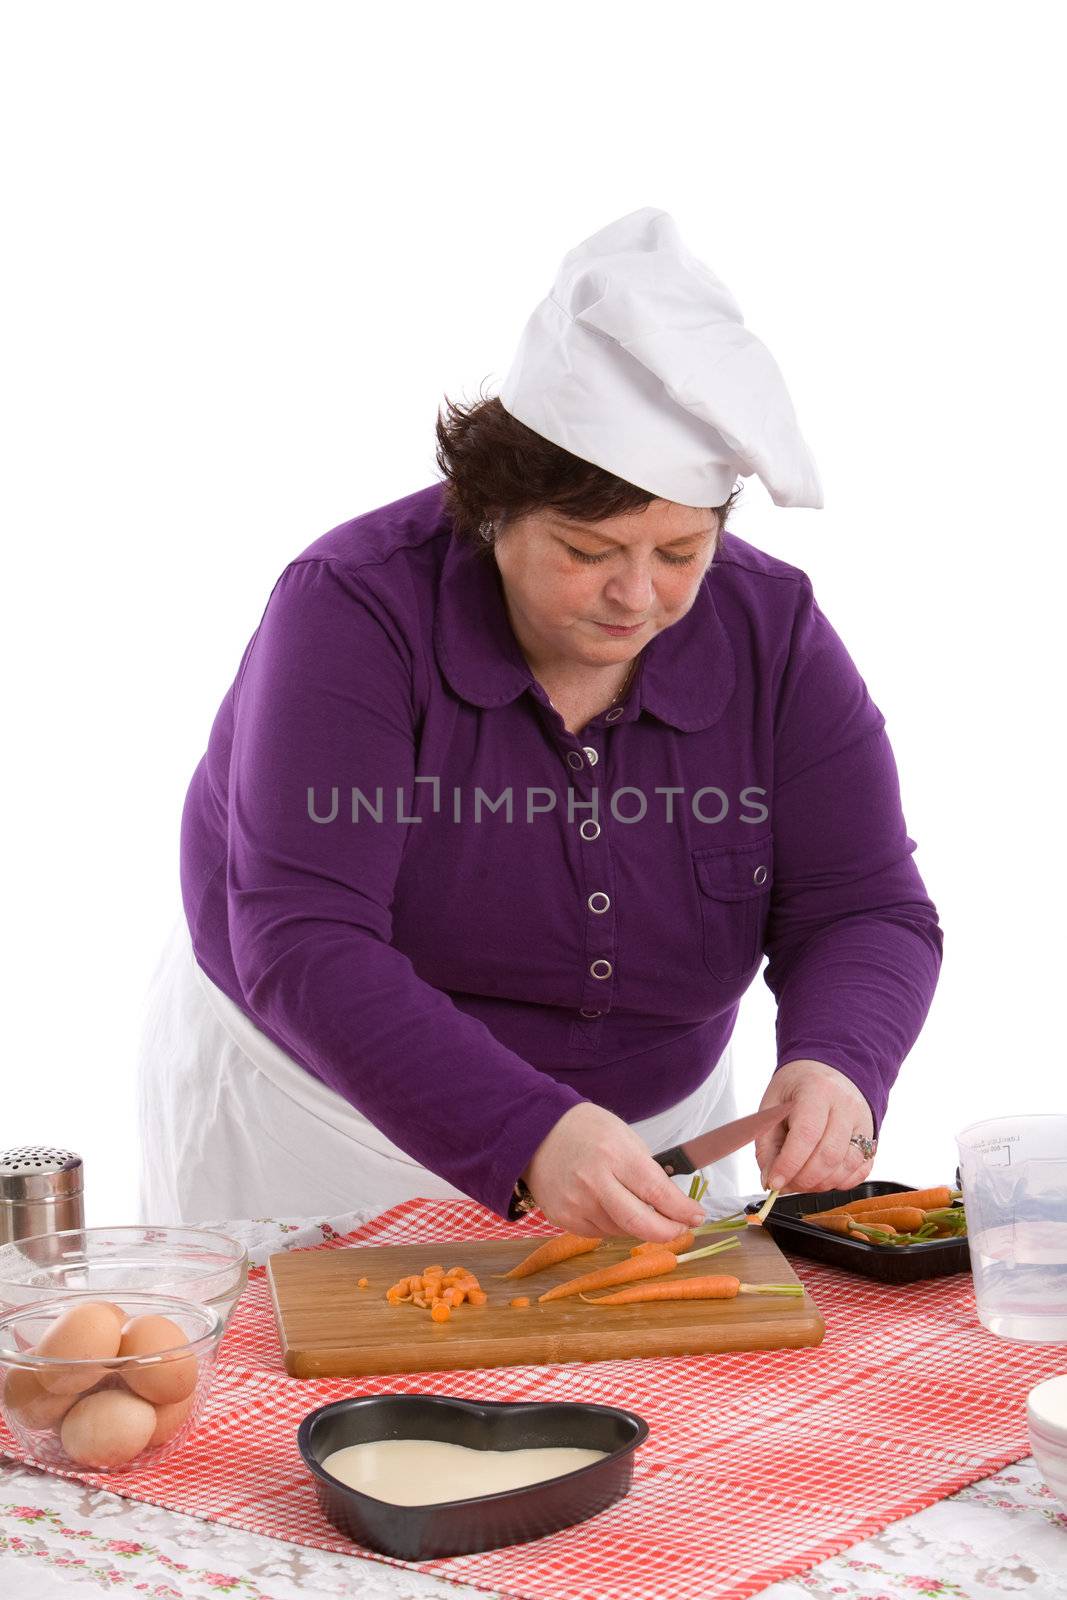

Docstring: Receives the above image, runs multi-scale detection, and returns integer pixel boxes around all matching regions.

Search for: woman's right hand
[520,1102,706,1242]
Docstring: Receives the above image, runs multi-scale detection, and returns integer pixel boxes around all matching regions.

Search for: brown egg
[60,1388,157,1468]
[85,1300,126,1330]
[2,1366,77,1430]
[146,1389,196,1448]
[118,1315,198,1404]
[35,1302,125,1395]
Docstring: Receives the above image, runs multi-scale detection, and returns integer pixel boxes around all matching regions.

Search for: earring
[478,519,495,543]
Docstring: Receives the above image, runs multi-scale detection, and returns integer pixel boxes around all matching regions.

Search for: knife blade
[652,1104,791,1178]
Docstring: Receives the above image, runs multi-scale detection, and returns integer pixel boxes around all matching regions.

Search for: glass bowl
[0,1291,223,1472]
[0,1226,248,1326]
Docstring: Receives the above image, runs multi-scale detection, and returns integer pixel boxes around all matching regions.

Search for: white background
[2,2,1063,1227]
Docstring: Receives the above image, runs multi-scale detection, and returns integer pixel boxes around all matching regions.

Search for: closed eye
[565,543,698,568]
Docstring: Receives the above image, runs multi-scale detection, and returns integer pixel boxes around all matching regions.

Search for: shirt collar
[434,525,736,733]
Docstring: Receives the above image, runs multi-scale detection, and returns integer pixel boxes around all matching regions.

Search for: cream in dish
[320,1437,607,1504]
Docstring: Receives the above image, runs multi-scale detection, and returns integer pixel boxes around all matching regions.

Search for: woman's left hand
[753,1058,876,1194]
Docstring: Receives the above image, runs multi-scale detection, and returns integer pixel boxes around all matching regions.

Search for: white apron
[135,912,741,1226]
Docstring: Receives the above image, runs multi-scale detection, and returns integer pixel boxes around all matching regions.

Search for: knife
[652,1104,792,1178]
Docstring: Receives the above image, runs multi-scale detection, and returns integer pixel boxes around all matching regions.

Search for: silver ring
[849,1134,875,1161]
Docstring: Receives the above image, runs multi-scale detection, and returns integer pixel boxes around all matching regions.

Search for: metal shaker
[0,1145,85,1246]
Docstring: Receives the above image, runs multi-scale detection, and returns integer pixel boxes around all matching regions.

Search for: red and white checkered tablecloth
[2,1197,1064,1600]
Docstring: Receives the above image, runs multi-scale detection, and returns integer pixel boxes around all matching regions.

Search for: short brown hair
[435,387,741,557]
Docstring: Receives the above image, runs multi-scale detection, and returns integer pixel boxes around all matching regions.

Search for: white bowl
[1026,1374,1067,1512]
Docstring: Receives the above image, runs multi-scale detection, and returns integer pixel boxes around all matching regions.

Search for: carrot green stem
[688,1173,702,1201]
[925,1208,966,1228]
[695,1216,746,1235]
[677,1237,740,1263]
[738,1282,804,1295]
[755,1189,780,1223]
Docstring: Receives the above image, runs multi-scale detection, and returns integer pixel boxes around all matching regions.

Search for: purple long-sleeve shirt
[180,482,943,1217]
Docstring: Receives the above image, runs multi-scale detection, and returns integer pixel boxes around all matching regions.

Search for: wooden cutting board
[267,1226,824,1377]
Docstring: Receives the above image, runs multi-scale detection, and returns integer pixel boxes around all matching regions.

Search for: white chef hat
[498,207,823,510]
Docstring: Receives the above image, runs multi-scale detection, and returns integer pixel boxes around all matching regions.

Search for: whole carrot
[803,1213,881,1238]
[804,1210,917,1235]
[631,1216,751,1255]
[582,1276,805,1305]
[538,1250,676,1302]
[818,1187,955,1220]
[630,1231,696,1258]
[537,1239,738,1304]
[849,1207,924,1232]
[501,1233,602,1280]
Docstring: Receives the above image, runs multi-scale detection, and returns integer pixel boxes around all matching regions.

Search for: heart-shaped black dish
[298,1393,649,1559]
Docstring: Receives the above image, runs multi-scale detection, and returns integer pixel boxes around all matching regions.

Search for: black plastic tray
[298,1393,648,1560]
[746,1179,970,1284]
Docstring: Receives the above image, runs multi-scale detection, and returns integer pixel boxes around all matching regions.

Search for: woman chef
[136,208,943,1242]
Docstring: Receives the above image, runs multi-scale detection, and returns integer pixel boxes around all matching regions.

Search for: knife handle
[653,1145,695,1179]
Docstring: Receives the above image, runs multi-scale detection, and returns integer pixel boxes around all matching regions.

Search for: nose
[602,560,655,615]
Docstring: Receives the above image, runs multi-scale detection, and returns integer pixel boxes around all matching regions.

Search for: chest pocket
[692,834,774,983]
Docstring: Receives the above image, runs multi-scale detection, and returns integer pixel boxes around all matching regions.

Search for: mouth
[593,621,647,635]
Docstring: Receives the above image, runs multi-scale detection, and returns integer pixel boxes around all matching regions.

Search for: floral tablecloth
[3,1209,1065,1600]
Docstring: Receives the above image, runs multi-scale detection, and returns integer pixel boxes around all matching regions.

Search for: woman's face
[493,499,719,674]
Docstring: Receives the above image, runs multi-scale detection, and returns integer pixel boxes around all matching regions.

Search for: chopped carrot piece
[430,1302,451,1323]
[509,1296,531,1308]
[357,1276,369,1288]
[422,1264,444,1275]
[467,1287,487,1306]
[412,1293,428,1308]
[386,1288,402,1305]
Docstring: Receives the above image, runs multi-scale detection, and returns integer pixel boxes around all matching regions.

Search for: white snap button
[590,959,613,980]
[587,892,610,914]
[578,1007,602,1019]
[753,865,768,885]
[605,707,624,723]
[579,820,601,841]
[566,750,584,770]
[582,746,599,766]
